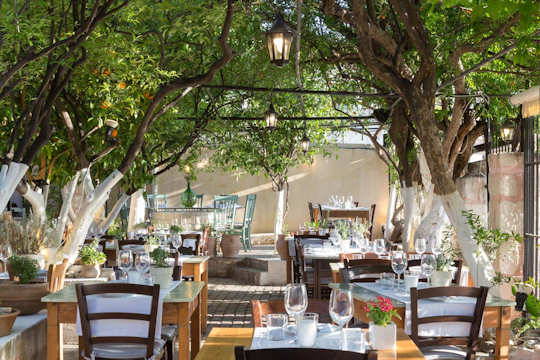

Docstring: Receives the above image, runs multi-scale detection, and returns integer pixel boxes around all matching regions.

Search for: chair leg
[165,338,173,360]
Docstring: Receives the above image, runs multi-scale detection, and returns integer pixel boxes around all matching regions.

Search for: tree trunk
[273,183,289,241]
[440,191,494,286]
[401,185,416,251]
[54,170,123,264]
[53,173,80,246]
[0,162,28,212]
[19,184,46,224]
[385,184,397,241]
[414,194,450,246]
[127,189,146,232]
[98,193,129,235]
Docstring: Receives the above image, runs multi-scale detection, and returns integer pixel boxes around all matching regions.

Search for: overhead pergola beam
[177,115,375,121]
[202,84,513,98]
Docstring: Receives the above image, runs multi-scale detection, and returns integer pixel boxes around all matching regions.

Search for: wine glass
[421,254,436,286]
[374,239,386,258]
[0,244,12,265]
[415,238,427,257]
[391,250,408,290]
[118,250,132,280]
[134,252,150,283]
[357,237,369,259]
[284,283,308,335]
[171,235,182,255]
[430,235,442,256]
[329,288,354,347]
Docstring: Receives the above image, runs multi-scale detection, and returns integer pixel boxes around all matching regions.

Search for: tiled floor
[64,277,285,359]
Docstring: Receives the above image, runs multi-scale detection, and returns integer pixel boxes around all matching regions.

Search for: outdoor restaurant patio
[0,1,539,360]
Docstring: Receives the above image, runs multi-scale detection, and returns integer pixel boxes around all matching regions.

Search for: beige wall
[156,147,389,237]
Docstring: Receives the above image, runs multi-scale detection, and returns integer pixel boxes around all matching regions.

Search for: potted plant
[364,296,401,350]
[145,235,160,253]
[79,240,107,278]
[149,248,173,289]
[205,226,219,257]
[220,229,242,257]
[0,307,20,336]
[0,255,49,314]
[431,227,460,287]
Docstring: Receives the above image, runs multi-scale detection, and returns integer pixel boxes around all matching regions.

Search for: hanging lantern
[265,13,293,67]
[500,119,514,142]
[104,119,119,142]
[265,103,278,128]
[301,134,310,153]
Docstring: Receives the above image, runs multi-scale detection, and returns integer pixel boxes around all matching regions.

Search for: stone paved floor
[64,277,285,359]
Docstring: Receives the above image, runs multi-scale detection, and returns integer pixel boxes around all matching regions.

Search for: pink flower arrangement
[363,296,401,326]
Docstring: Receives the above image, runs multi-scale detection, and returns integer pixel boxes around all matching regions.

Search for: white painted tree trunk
[274,188,286,241]
[385,185,397,241]
[20,185,46,224]
[414,195,450,245]
[0,162,28,212]
[127,189,146,232]
[401,185,416,251]
[53,173,80,245]
[98,193,129,234]
[440,191,494,286]
[54,170,123,264]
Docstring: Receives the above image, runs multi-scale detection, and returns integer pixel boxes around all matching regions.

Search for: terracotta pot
[275,234,289,260]
[220,234,241,257]
[207,236,218,257]
[0,281,49,315]
[0,308,20,336]
[81,264,101,278]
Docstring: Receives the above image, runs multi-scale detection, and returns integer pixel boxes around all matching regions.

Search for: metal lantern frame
[265,103,278,128]
[500,119,514,142]
[265,13,294,67]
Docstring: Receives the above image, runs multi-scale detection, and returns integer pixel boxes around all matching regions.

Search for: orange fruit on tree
[118,82,127,89]
[103,69,111,76]
[100,101,111,109]
[144,92,154,100]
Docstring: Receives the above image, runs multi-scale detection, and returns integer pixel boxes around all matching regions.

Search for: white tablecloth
[251,325,367,353]
[76,281,181,339]
[354,282,480,337]
[320,205,370,212]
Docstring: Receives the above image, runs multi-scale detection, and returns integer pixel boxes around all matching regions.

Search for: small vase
[369,321,396,350]
[181,182,197,208]
[82,264,101,278]
[431,270,453,287]
[150,267,173,289]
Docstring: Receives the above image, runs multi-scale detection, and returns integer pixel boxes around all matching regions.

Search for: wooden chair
[308,202,315,222]
[341,258,393,284]
[235,347,377,360]
[47,258,69,293]
[410,286,489,360]
[76,283,166,360]
[293,236,333,297]
[119,239,146,247]
[340,252,379,261]
[239,194,257,250]
[213,195,239,230]
[368,204,376,241]
[180,233,201,255]
[251,299,331,326]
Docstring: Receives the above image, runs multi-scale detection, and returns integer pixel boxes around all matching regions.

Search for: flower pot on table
[369,321,396,350]
[150,267,173,289]
[431,270,453,287]
[81,264,101,278]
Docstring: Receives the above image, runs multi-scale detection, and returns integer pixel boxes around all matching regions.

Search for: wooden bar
[194,327,425,360]
[182,256,209,334]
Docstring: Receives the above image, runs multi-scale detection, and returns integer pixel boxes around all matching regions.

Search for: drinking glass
[392,251,408,289]
[357,237,368,259]
[430,235,442,256]
[415,238,427,256]
[329,288,353,348]
[297,313,318,347]
[266,313,288,341]
[374,239,386,258]
[118,250,132,280]
[135,252,150,283]
[0,244,12,264]
[171,235,182,254]
[284,283,308,334]
[421,254,436,285]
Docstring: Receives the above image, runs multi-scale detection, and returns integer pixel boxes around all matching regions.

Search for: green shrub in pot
[79,240,106,278]
[7,255,38,284]
[149,248,173,288]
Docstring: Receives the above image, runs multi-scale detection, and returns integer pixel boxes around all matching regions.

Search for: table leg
[494,306,511,360]
[47,303,63,360]
[201,267,208,334]
[177,303,190,360]
[190,295,201,360]
[314,259,321,299]
[286,257,292,283]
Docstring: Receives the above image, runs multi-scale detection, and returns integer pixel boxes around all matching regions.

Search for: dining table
[329,282,515,360]
[180,256,209,333]
[194,327,425,360]
[42,280,204,360]
[319,205,370,219]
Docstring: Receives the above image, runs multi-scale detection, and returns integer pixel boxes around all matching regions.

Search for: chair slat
[88,313,151,321]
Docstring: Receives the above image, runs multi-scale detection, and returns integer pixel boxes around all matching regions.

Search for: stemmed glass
[329,288,354,348]
[134,252,150,283]
[118,250,132,281]
[0,244,12,268]
[391,250,408,290]
[430,235,442,256]
[357,237,369,259]
[284,283,308,335]
[374,239,386,258]
[171,235,182,256]
[421,254,436,286]
[415,238,427,256]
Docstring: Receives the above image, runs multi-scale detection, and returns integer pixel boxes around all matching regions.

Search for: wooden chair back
[180,233,201,255]
[340,252,379,261]
[410,286,489,359]
[308,202,315,222]
[368,204,376,241]
[47,258,69,293]
[251,299,331,327]
[119,239,146,247]
[235,347,377,360]
[341,258,393,284]
[76,283,160,359]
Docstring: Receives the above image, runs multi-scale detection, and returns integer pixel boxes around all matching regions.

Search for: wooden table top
[194,327,425,360]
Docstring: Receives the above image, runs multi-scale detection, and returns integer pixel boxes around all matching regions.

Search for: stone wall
[156,147,389,236]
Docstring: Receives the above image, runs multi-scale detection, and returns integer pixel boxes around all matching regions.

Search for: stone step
[231,259,287,286]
